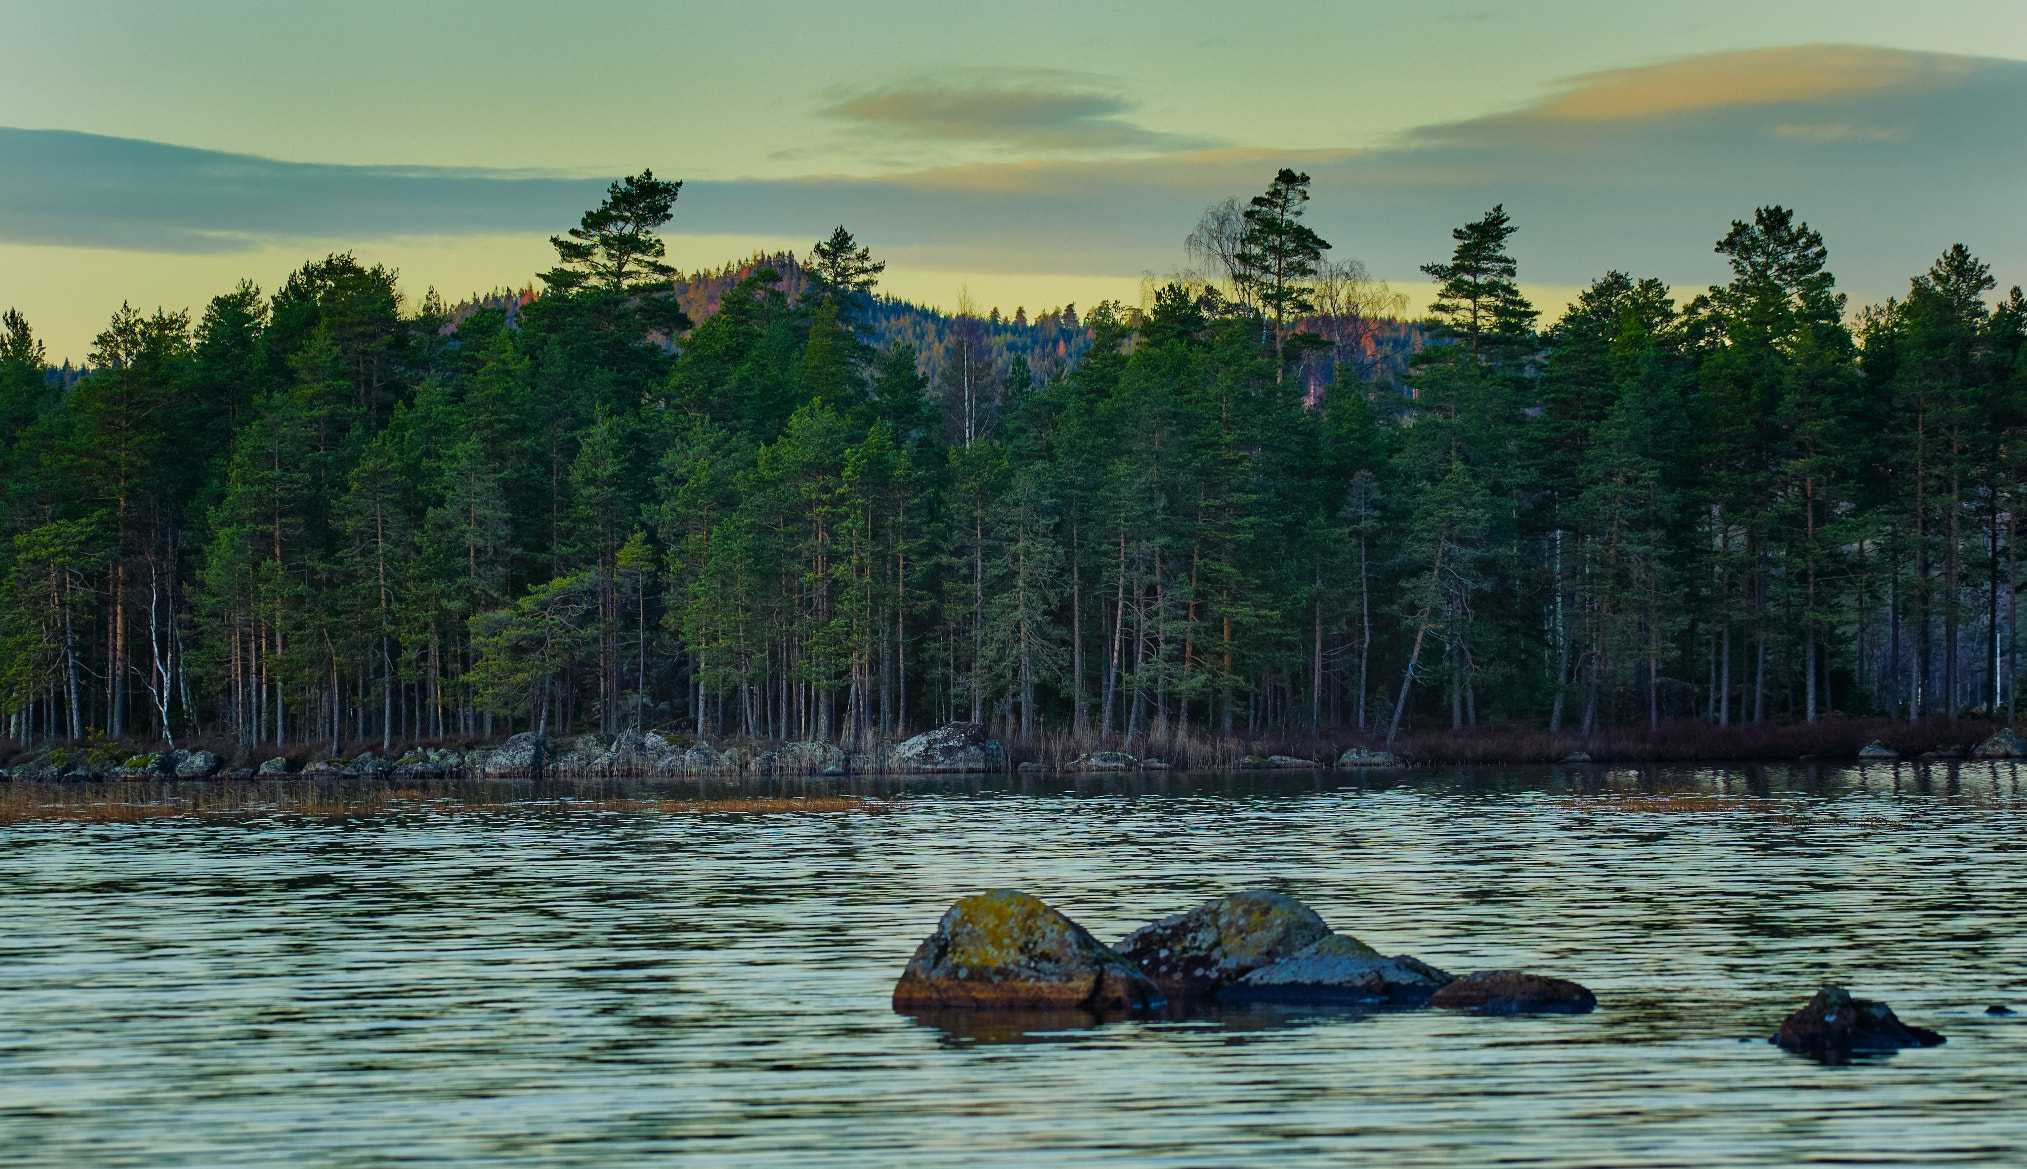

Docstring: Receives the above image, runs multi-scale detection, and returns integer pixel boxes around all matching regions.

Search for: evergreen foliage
[1,176,2022,751]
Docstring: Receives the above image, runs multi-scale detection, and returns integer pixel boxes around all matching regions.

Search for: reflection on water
[3,763,2025,1167]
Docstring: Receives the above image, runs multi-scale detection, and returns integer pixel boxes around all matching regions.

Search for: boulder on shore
[1237,754,1321,769]
[1428,970,1596,1015]
[1115,889,1332,999]
[478,732,545,777]
[1220,934,1455,1005]
[892,889,1163,1012]
[172,749,222,779]
[1974,728,2026,759]
[1858,739,1898,760]
[887,723,1004,773]
[256,756,291,775]
[1773,986,1944,1061]
[1337,746,1398,767]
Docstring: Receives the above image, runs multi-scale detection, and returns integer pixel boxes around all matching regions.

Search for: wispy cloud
[819,72,1212,155]
[1533,44,1980,121]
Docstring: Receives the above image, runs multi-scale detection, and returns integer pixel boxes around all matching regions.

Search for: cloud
[3,45,2023,311]
[0,128,605,253]
[819,73,1211,154]
[1533,44,1980,121]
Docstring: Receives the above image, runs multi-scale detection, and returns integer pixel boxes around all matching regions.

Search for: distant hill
[447,254,1417,394]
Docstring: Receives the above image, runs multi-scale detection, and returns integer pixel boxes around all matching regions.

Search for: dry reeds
[0,783,889,824]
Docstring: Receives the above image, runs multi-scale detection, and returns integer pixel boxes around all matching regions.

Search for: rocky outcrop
[256,756,291,775]
[760,739,847,775]
[1428,970,1596,1015]
[892,890,1164,1012]
[1238,755,1321,769]
[1974,728,2026,759]
[1857,739,1898,760]
[1337,746,1398,767]
[884,723,1003,773]
[1220,935,1455,1005]
[1115,889,1333,999]
[111,752,170,779]
[1773,986,1944,1061]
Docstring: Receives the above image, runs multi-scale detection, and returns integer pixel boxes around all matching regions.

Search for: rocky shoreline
[7,722,2027,782]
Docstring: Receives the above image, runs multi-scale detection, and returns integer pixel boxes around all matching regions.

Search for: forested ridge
[1,167,2023,759]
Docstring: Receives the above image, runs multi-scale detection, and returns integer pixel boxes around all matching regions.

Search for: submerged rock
[1974,728,2027,759]
[1115,889,1332,999]
[1773,986,1944,1061]
[1858,739,1898,760]
[892,890,1163,1012]
[887,723,1004,773]
[1337,746,1398,767]
[1428,970,1596,1015]
[1220,935,1455,1005]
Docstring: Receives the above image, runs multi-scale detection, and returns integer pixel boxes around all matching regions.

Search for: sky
[2,0,2024,361]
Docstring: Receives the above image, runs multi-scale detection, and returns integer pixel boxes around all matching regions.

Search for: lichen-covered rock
[1337,746,1398,767]
[172,749,222,779]
[1858,739,1898,760]
[1428,970,1596,1015]
[1220,935,1455,1005]
[892,890,1164,1012]
[886,723,1003,773]
[256,756,291,775]
[1773,986,1944,1061]
[478,732,545,777]
[1974,728,2026,759]
[300,758,347,776]
[1115,889,1333,999]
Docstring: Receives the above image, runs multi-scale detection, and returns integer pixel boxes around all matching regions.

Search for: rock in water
[1857,740,1898,760]
[886,722,1004,773]
[256,756,291,775]
[1115,889,1333,999]
[892,890,1163,1012]
[1974,728,2027,759]
[1773,986,1944,1061]
[1428,970,1597,1015]
[1220,935,1455,1005]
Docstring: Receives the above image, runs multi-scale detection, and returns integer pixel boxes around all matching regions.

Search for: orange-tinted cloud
[1536,44,1982,121]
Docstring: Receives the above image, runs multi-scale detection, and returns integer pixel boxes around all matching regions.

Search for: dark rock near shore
[1857,739,1898,760]
[479,732,545,777]
[892,889,1163,1012]
[1974,728,2027,759]
[172,749,221,778]
[885,722,1003,772]
[1428,970,1597,1015]
[1772,986,1944,1061]
[1337,746,1398,767]
[1220,935,1455,1005]
[1115,889,1333,999]
[1065,749,1136,772]
[1985,1004,2014,1016]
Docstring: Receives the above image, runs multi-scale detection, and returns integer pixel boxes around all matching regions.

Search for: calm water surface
[4,763,2026,1167]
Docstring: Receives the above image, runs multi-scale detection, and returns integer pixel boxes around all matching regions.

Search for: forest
[1,166,2023,759]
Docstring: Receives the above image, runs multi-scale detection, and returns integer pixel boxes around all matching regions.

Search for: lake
[3,763,2024,1167]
